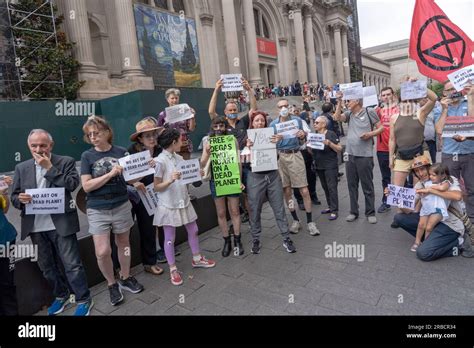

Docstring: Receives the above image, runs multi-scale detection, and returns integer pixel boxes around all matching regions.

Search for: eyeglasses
[87,130,104,138]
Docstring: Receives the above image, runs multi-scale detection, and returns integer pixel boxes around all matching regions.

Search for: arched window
[153,0,168,9]
[253,8,272,39]
[173,0,185,13]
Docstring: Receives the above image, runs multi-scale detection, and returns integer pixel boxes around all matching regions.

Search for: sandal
[410,243,420,252]
[144,264,164,275]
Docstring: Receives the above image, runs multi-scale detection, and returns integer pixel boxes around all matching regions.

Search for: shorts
[87,200,134,235]
[278,152,308,188]
[209,180,240,199]
[393,151,432,173]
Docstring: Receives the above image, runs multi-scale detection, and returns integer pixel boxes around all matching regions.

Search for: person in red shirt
[376,87,399,213]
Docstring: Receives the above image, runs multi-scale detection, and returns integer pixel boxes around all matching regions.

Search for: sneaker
[192,255,216,268]
[108,283,124,306]
[47,296,70,316]
[251,239,261,254]
[118,276,144,294]
[74,300,94,316]
[377,203,391,214]
[283,238,296,253]
[156,249,167,263]
[321,208,331,214]
[289,220,302,234]
[410,243,420,252]
[329,213,338,221]
[346,214,358,222]
[170,269,183,286]
[391,220,399,228]
[367,216,377,224]
[308,222,320,236]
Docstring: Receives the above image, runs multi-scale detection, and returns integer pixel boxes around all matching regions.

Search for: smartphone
[449,92,463,99]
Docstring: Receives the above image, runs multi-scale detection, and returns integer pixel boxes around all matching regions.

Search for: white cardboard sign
[25,188,65,215]
[165,103,194,124]
[400,80,427,101]
[275,120,299,139]
[119,150,154,181]
[307,133,325,150]
[137,183,159,217]
[386,184,416,210]
[221,74,243,92]
[447,65,474,92]
[177,158,202,185]
[340,82,363,100]
[363,86,379,107]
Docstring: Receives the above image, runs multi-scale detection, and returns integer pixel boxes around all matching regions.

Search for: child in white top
[153,129,215,286]
[412,163,452,251]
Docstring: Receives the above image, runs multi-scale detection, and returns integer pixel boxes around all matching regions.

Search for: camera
[449,92,463,99]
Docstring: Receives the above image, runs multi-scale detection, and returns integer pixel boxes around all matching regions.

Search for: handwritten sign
[25,188,65,215]
[0,178,8,191]
[177,158,202,185]
[221,74,243,92]
[307,133,325,150]
[275,120,299,139]
[247,128,277,172]
[442,116,474,138]
[447,65,474,92]
[137,183,159,217]
[210,135,241,196]
[119,150,154,181]
[386,184,416,210]
[165,103,194,124]
[400,80,427,101]
[363,86,379,107]
[340,82,363,100]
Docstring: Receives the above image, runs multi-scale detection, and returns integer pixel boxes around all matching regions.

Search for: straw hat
[130,118,163,142]
[411,155,431,170]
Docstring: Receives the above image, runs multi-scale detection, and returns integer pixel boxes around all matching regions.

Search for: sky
[357,0,474,49]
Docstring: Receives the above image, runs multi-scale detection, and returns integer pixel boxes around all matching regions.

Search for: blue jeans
[393,213,460,261]
[30,231,90,302]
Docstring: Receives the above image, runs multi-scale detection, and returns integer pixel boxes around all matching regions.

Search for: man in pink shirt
[376,87,399,213]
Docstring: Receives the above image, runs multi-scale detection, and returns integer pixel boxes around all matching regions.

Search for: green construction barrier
[0,88,224,172]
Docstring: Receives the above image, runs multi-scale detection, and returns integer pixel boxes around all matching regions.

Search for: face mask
[213,129,225,136]
[280,107,289,117]
[227,113,238,120]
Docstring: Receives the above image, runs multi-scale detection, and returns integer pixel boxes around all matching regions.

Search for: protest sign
[307,133,325,150]
[221,74,243,92]
[118,150,154,181]
[248,127,278,172]
[137,183,159,217]
[0,177,8,191]
[400,80,427,100]
[340,82,363,100]
[363,86,379,107]
[441,116,474,138]
[386,184,416,210]
[165,103,194,124]
[447,64,474,92]
[246,128,275,150]
[275,120,299,139]
[25,188,65,215]
[209,135,241,196]
[177,158,202,185]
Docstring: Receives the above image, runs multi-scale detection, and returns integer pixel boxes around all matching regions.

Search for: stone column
[304,11,318,84]
[61,0,98,75]
[221,0,241,73]
[242,0,262,85]
[278,37,289,85]
[333,24,344,84]
[200,13,220,85]
[341,26,350,83]
[282,11,294,84]
[292,7,308,83]
[103,0,123,77]
[114,0,145,77]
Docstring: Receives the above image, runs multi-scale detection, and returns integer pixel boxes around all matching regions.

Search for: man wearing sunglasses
[434,81,474,222]
[269,99,320,236]
[333,92,383,224]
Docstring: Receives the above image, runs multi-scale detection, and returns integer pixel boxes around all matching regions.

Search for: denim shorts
[209,181,240,199]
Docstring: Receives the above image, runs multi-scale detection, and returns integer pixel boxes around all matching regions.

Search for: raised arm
[209,79,223,120]
[242,78,257,111]
[435,98,450,136]
[332,92,347,123]
[418,88,437,125]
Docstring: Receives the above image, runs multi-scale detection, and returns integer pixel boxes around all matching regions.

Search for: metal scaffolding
[0,0,64,100]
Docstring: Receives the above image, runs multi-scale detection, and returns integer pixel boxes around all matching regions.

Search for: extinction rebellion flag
[409,0,474,82]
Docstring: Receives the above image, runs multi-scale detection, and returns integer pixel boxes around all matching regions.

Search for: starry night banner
[133,4,202,87]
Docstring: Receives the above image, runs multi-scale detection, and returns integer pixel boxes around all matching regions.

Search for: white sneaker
[368,216,377,224]
[308,222,320,236]
[289,220,301,234]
